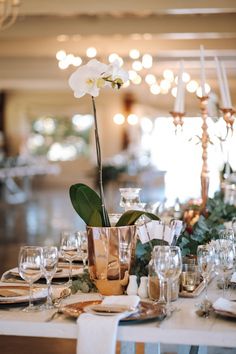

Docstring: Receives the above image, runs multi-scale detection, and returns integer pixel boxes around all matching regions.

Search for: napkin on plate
[230,272,236,283]
[213,297,236,315]
[76,295,140,354]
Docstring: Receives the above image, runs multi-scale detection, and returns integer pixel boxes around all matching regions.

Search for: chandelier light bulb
[150,84,160,95]
[108,53,119,63]
[58,60,69,70]
[182,72,191,83]
[72,56,82,67]
[86,47,97,58]
[128,70,138,81]
[142,54,153,69]
[160,79,171,91]
[186,80,199,93]
[56,50,66,61]
[127,114,139,125]
[113,113,125,125]
[145,74,156,85]
[132,75,142,85]
[132,60,143,71]
[129,49,140,59]
[163,69,174,82]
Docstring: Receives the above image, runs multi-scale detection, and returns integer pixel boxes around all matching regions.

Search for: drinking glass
[197,244,215,311]
[18,246,43,312]
[60,231,79,286]
[41,246,59,309]
[119,188,141,211]
[152,246,166,304]
[218,227,236,272]
[153,245,181,316]
[214,239,235,297]
[76,231,88,270]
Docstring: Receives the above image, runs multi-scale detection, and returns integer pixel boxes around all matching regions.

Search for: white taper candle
[200,45,206,97]
[221,62,232,108]
[215,57,228,108]
[174,61,184,113]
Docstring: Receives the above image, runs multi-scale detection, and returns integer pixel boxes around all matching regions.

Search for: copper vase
[86,225,137,295]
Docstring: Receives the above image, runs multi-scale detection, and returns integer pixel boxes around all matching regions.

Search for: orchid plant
[68,59,159,227]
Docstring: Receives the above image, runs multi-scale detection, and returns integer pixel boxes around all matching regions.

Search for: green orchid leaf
[69,183,104,226]
[116,210,160,226]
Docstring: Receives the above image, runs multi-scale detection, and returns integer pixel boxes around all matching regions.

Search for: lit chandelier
[0,0,21,31]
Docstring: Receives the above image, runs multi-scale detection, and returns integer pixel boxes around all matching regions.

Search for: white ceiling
[0,0,236,95]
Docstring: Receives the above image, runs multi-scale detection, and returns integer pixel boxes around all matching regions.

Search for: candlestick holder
[198,95,210,211]
[170,111,185,134]
[220,107,235,138]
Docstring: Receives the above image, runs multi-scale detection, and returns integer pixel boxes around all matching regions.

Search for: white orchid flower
[68,59,109,98]
[105,60,129,88]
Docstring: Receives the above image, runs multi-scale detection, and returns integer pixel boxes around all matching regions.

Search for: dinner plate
[61,300,166,323]
[84,304,137,316]
[9,267,82,280]
[0,285,47,304]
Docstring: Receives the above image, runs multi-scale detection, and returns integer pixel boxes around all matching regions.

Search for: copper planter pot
[87,225,137,295]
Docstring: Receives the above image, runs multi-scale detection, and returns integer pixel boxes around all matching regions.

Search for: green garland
[71,269,98,294]
[177,192,236,256]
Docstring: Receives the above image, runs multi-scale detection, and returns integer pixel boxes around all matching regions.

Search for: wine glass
[152,246,166,304]
[197,244,215,312]
[214,239,235,297]
[76,231,88,271]
[153,245,182,316]
[41,246,59,309]
[18,246,43,312]
[60,230,79,286]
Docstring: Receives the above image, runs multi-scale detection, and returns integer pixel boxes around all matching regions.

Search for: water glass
[18,246,43,312]
[76,231,88,270]
[41,246,59,309]
[60,230,79,286]
[197,244,215,311]
[181,264,198,292]
[214,239,235,297]
[153,245,182,316]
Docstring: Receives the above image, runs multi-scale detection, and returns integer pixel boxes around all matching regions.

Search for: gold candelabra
[220,107,235,135]
[198,96,210,211]
[170,111,185,133]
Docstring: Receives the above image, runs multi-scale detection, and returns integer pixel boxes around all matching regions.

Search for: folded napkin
[213,297,236,315]
[76,295,140,354]
[230,272,236,283]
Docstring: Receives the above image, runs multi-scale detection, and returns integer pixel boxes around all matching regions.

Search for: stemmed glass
[76,231,88,270]
[214,239,235,297]
[60,230,79,286]
[152,246,166,304]
[197,244,215,312]
[41,246,59,309]
[18,246,43,312]
[153,245,182,317]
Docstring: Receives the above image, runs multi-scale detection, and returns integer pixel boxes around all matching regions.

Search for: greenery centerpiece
[68,59,159,294]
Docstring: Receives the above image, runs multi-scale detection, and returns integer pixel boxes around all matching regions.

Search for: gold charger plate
[61,300,166,323]
[0,285,47,304]
[9,267,82,280]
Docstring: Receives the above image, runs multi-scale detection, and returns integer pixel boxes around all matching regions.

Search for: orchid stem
[91,96,110,227]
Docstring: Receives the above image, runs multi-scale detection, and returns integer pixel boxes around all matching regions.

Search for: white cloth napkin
[213,297,236,315]
[230,272,236,283]
[76,295,140,354]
